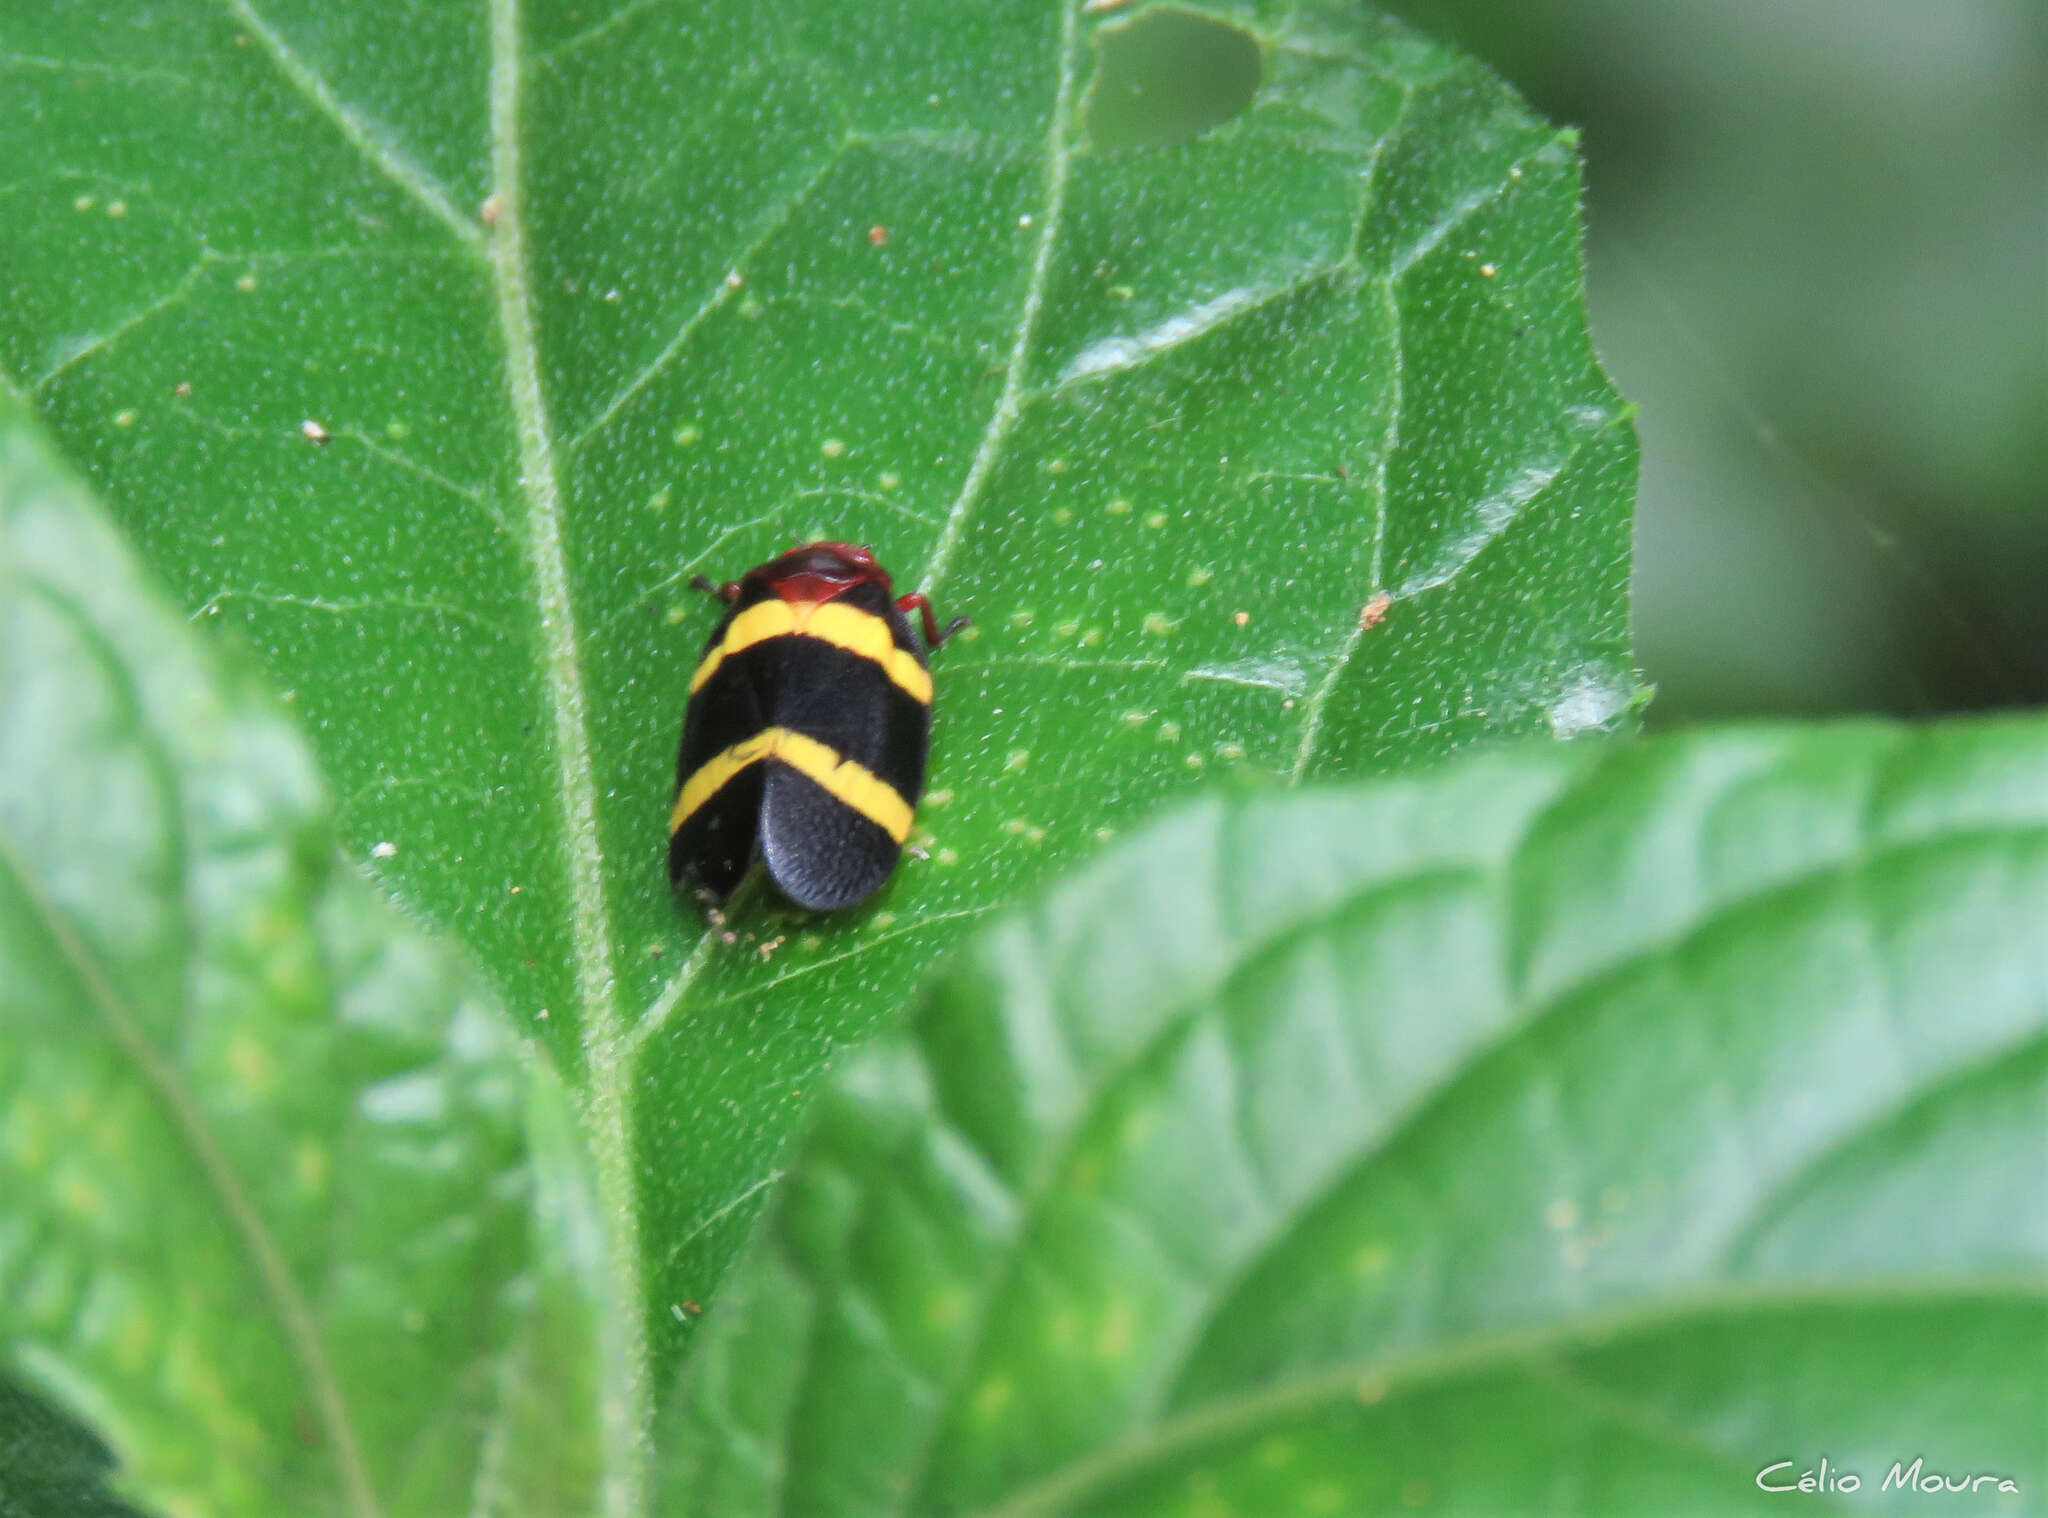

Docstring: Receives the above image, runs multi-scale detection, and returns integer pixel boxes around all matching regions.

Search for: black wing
[669,599,768,898]
[758,585,930,910]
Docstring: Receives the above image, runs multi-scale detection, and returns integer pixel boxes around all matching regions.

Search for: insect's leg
[690,575,742,603]
[897,591,969,648]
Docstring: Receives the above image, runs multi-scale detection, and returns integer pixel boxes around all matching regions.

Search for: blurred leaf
[0,395,606,1511]
[671,720,2047,1515]
[0,1376,149,1518]
[0,0,1634,1425]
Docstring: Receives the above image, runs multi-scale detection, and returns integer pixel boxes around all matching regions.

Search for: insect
[668,541,967,911]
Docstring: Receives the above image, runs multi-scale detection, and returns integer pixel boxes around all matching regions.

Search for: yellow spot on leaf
[974,1377,1013,1419]
[296,1140,328,1195]
[115,1303,155,1372]
[228,1035,275,1093]
[1096,1301,1134,1358]
[59,1175,106,1222]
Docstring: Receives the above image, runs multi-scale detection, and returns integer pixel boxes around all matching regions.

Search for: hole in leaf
[1083,7,1264,151]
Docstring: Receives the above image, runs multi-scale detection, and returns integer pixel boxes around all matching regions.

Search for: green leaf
[0,0,1634,1422]
[672,720,2048,1515]
[0,395,607,1512]
[0,1375,150,1518]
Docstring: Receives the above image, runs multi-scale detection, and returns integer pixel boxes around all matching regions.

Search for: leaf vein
[1718,1021,2048,1270]
[215,0,481,249]
[917,0,1083,598]
[977,1276,2048,1517]
[1145,820,2048,1413]
[1388,131,1561,278]
[484,3,644,1511]
[1289,274,1400,781]
[568,149,847,454]
[33,260,212,391]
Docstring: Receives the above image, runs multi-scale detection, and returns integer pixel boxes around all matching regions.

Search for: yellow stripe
[770,728,916,842]
[689,600,796,693]
[668,726,915,843]
[668,727,778,836]
[689,598,932,704]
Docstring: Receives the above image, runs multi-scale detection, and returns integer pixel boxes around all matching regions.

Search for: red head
[747,541,894,603]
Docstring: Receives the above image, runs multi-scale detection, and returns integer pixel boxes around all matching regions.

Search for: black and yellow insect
[668,541,966,911]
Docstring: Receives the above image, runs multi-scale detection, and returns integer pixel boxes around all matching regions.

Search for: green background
[1388,0,2046,718]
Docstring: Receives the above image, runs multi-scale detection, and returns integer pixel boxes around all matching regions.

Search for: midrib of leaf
[917,0,1082,600]
[972,1275,2046,1518]
[0,817,381,1518]
[485,2,645,1515]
